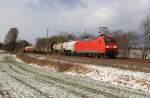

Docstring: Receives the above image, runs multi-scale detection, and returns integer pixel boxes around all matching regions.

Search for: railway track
[27,52,150,64]
[27,53,150,73]
[0,53,150,98]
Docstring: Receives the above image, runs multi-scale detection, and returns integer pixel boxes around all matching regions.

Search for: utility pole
[47,29,50,54]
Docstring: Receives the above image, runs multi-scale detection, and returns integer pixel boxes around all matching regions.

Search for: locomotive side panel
[75,37,105,53]
[75,40,98,53]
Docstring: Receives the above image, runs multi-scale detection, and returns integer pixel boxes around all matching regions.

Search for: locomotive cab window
[105,38,116,43]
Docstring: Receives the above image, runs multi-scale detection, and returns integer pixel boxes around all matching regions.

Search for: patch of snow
[15,57,24,63]
[146,54,150,59]
[28,63,41,68]
[14,53,150,93]
[0,50,5,53]
[65,72,78,76]
[65,64,150,93]
[43,66,49,70]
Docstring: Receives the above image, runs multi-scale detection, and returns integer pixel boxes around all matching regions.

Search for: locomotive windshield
[105,37,116,43]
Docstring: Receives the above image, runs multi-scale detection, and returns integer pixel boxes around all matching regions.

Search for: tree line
[0,27,31,51]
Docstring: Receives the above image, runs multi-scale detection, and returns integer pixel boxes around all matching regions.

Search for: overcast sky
[0,0,150,43]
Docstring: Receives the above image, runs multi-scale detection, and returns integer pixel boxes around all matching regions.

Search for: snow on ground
[65,64,150,93]
[146,54,150,59]
[1,51,150,97]
[15,53,150,93]
[0,54,85,98]
[0,50,5,53]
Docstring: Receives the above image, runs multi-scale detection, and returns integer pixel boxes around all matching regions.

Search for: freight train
[52,35,118,58]
[24,27,118,58]
[24,34,118,58]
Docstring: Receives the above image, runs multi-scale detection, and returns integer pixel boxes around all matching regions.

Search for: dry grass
[16,53,91,73]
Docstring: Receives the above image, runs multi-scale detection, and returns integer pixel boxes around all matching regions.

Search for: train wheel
[100,53,105,58]
[80,53,83,56]
[84,53,88,57]
[64,50,68,55]
[96,54,101,58]
[66,50,71,56]
[108,53,116,58]
[111,53,116,58]
[93,53,98,58]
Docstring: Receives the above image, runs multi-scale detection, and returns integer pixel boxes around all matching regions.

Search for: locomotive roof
[77,34,96,40]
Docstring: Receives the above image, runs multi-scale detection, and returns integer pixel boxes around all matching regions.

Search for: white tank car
[53,43,64,52]
[63,42,68,50]
[53,44,57,51]
[63,41,77,55]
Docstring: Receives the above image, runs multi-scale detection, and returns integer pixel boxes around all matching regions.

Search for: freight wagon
[63,41,77,55]
[24,46,35,53]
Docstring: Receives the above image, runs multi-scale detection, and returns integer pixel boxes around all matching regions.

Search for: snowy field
[0,51,150,98]
[42,58,150,93]
[27,54,150,93]
[65,64,150,93]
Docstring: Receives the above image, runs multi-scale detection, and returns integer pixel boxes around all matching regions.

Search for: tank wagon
[53,43,64,53]
[63,41,77,55]
[52,35,118,58]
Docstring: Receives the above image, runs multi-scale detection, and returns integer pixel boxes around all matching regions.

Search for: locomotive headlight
[113,46,117,48]
[106,46,110,48]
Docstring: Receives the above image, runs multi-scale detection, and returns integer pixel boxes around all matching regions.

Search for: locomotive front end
[105,37,118,58]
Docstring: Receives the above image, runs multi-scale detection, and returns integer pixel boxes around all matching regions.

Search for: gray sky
[0,0,150,43]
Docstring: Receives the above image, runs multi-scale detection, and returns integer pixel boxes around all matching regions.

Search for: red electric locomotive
[75,27,118,58]
[75,35,118,58]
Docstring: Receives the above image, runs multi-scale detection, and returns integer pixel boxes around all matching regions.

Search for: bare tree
[4,27,19,51]
[0,42,3,49]
[111,31,138,58]
[36,38,47,52]
[141,15,150,59]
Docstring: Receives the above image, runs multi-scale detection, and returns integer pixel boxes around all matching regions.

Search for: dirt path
[0,53,150,98]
